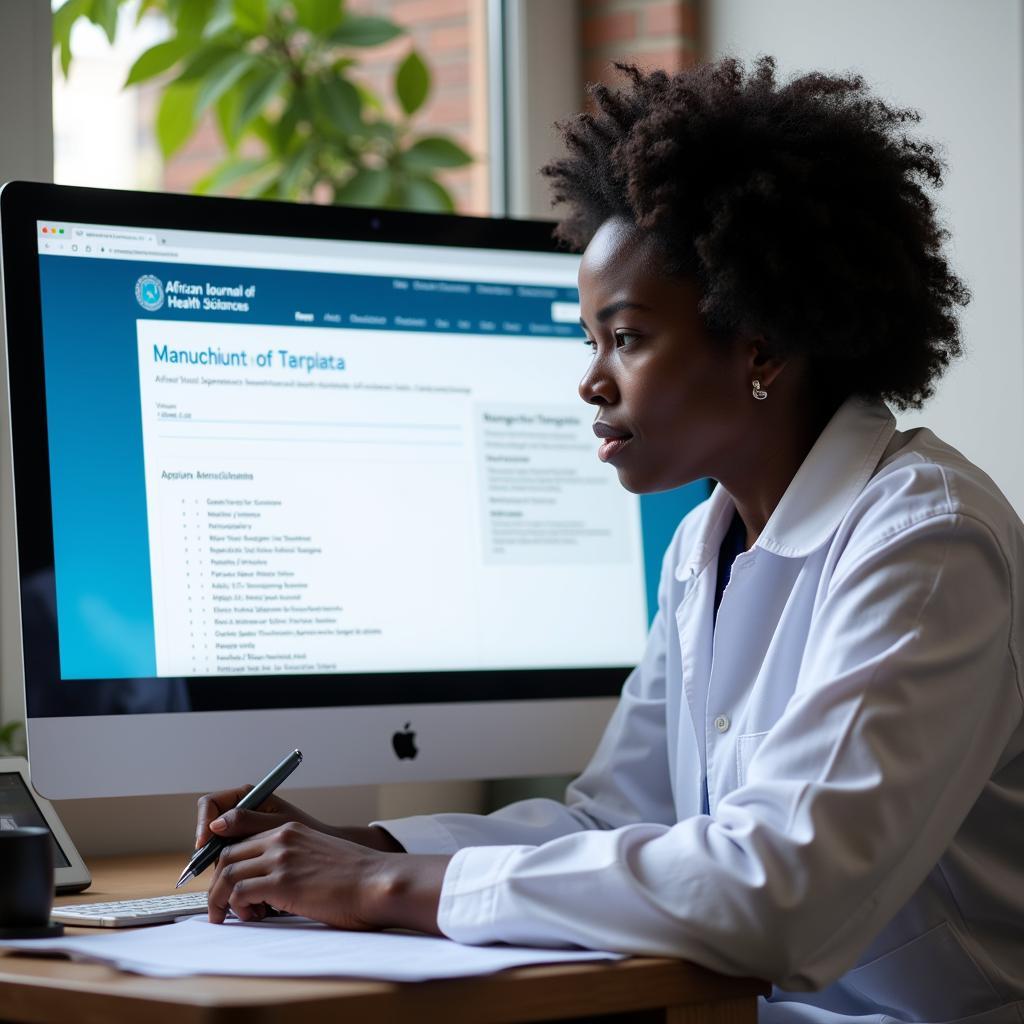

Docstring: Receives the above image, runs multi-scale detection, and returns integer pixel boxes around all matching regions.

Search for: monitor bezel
[1,181,630,721]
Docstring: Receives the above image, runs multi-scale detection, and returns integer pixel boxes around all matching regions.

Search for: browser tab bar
[72,227,158,245]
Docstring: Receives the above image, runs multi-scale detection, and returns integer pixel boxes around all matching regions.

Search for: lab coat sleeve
[433,512,1021,989]
[373,546,679,855]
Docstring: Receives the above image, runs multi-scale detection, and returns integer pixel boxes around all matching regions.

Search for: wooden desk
[0,854,769,1023]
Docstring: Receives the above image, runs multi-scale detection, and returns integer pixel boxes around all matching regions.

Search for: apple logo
[392,722,418,760]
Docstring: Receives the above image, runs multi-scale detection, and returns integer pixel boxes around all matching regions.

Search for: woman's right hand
[194,786,404,852]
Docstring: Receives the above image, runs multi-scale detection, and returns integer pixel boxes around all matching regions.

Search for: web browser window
[35,221,648,682]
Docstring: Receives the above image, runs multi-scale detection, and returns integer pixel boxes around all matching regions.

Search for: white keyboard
[52,891,208,928]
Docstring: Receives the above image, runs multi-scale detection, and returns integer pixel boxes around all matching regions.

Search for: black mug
[0,826,62,938]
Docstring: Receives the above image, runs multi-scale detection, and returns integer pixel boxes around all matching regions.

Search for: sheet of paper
[0,917,623,981]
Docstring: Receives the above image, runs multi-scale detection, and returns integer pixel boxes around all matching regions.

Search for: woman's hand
[195,785,405,852]
[206,821,450,932]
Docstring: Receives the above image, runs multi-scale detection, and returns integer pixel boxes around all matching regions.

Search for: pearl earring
[752,379,768,400]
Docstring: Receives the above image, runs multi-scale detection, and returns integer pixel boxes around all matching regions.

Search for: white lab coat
[376,398,1024,1023]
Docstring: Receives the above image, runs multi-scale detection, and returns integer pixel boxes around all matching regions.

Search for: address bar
[89,244,578,287]
[107,247,181,259]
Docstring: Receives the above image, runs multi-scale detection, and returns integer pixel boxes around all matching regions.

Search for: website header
[42,252,583,341]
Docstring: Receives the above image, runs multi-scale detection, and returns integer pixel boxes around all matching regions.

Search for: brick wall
[163,0,489,213]
[580,0,699,94]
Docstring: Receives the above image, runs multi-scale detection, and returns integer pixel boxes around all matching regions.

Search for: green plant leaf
[232,0,267,34]
[136,0,165,24]
[270,101,300,155]
[395,50,429,117]
[194,52,258,116]
[293,0,344,35]
[358,81,384,113]
[235,67,287,136]
[204,7,239,36]
[317,77,362,135]
[52,0,91,77]
[156,79,201,157]
[330,15,403,48]
[177,42,239,82]
[278,142,315,199]
[335,167,391,207]
[58,36,73,77]
[359,121,396,154]
[245,173,282,199]
[195,154,272,194]
[0,719,25,755]
[249,112,276,148]
[215,79,245,148]
[402,136,471,171]
[400,175,455,212]
[175,0,216,40]
[125,38,191,86]
[291,85,315,126]
[88,0,121,43]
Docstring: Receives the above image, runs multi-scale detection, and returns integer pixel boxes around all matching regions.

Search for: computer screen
[2,183,707,799]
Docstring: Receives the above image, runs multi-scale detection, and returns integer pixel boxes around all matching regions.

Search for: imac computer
[0,182,707,800]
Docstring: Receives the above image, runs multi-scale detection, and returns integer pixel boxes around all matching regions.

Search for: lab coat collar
[757,396,897,557]
[676,397,896,580]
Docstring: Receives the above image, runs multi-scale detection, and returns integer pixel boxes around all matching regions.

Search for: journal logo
[135,274,165,312]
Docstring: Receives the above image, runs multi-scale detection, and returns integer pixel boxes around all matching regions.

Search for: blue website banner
[123,260,584,336]
[37,254,706,680]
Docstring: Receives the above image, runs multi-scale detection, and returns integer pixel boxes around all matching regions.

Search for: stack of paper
[0,916,623,981]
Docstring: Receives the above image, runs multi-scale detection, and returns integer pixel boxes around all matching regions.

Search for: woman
[194,58,1024,1023]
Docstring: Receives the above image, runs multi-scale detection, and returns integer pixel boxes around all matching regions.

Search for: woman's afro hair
[541,57,970,409]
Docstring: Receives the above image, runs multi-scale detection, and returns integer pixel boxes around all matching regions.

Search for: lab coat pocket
[735,730,770,788]
[845,921,1001,1021]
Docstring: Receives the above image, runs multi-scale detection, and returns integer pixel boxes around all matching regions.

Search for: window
[52,0,494,214]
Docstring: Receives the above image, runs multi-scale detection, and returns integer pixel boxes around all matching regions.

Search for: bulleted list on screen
[162,492,348,675]
[136,318,647,678]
